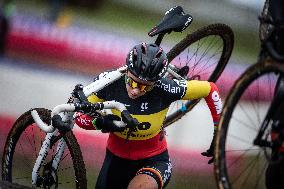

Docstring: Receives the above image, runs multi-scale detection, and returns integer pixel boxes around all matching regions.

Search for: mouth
[131,93,137,97]
[129,93,138,99]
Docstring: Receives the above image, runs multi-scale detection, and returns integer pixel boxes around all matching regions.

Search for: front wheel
[1,108,87,189]
[164,23,234,127]
[214,62,284,189]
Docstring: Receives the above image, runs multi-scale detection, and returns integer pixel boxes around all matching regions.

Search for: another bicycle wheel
[1,108,87,189]
[214,62,284,189]
[164,23,234,127]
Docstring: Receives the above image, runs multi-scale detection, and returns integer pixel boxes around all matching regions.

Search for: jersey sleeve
[182,80,222,129]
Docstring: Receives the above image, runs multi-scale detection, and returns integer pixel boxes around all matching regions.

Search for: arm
[182,80,222,164]
[204,82,222,131]
[181,80,222,128]
[202,82,222,164]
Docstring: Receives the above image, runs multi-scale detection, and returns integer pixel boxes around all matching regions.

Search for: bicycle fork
[31,131,67,186]
[254,75,284,148]
[31,111,74,187]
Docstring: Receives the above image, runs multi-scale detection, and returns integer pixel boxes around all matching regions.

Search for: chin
[129,95,138,99]
[128,93,139,99]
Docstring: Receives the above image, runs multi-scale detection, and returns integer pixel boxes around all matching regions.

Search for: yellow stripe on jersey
[182,80,211,100]
[112,108,169,140]
[88,94,104,103]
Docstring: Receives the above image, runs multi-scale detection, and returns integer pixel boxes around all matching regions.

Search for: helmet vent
[133,48,137,62]
[141,43,147,54]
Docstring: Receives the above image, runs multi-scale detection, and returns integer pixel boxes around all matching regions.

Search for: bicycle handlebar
[31,101,131,133]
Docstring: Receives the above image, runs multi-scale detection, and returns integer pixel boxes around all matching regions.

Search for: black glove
[201,130,217,164]
[95,114,125,133]
[201,146,214,164]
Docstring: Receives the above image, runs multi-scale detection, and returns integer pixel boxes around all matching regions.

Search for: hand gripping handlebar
[31,101,136,133]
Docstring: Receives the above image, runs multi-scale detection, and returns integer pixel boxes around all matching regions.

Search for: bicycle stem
[155,33,165,46]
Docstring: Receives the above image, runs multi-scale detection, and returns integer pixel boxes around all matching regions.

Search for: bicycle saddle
[148,6,193,37]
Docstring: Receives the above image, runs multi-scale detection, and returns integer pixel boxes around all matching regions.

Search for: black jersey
[84,72,221,160]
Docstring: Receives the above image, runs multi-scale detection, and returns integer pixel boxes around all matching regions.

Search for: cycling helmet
[126,43,169,82]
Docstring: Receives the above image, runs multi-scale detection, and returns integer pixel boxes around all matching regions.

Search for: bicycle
[214,0,284,189]
[1,6,234,188]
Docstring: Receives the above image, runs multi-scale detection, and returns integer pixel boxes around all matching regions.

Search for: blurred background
[0,0,266,188]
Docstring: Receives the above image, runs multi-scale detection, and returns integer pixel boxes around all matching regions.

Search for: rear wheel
[1,108,87,189]
[164,23,234,127]
[214,62,284,189]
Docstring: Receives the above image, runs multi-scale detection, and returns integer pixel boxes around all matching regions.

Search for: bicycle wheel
[1,108,87,189]
[164,23,234,127]
[214,62,284,189]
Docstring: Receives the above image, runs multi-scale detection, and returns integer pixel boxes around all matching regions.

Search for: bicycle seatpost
[155,33,165,46]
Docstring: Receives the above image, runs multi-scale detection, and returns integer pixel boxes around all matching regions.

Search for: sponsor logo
[157,81,182,94]
[173,79,187,87]
[128,50,134,67]
[137,122,151,130]
[212,91,222,114]
[165,6,178,15]
[4,138,14,177]
[121,130,152,138]
[182,17,192,31]
[141,102,148,111]
[163,161,172,183]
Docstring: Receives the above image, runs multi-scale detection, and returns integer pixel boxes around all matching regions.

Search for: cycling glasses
[125,75,154,92]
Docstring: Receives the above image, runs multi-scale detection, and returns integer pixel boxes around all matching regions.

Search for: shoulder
[156,78,186,89]
[154,78,187,98]
[93,69,118,82]
[93,70,125,98]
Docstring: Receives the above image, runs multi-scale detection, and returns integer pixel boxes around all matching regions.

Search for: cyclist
[74,42,222,189]
[260,0,284,188]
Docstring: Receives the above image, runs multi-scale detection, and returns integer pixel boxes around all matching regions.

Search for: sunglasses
[125,75,154,92]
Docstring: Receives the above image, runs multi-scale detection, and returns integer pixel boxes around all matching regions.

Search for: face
[125,72,155,99]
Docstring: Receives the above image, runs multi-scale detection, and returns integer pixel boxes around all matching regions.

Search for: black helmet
[126,43,169,82]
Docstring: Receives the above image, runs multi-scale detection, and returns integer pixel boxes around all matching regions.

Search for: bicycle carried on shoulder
[214,0,284,188]
[1,6,234,188]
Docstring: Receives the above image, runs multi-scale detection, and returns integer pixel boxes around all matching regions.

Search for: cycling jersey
[75,71,222,160]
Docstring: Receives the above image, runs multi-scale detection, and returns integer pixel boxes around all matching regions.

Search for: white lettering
[212,91,222,114]
[159,82,181,94]
[129,50,134,67]
[141,102,148,111]
[163,161,172,183]
[182,17,192,31]
[165,6,177,15]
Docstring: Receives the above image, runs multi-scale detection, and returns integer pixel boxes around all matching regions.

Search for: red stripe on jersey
[107,132,167,160]
[204,82,222,127]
